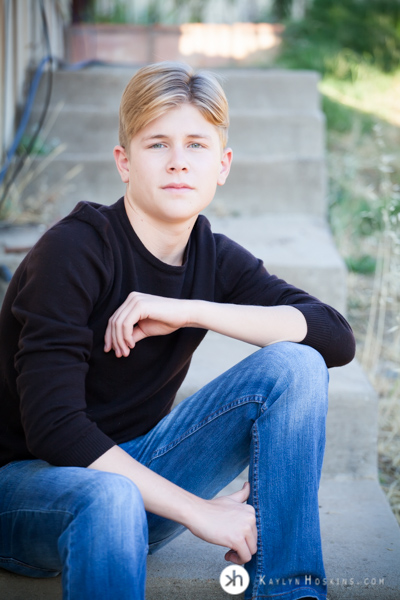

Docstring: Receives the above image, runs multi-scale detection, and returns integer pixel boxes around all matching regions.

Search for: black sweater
[0,198,355,468]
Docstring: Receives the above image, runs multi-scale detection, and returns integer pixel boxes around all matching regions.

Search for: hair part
[119,62,229,153]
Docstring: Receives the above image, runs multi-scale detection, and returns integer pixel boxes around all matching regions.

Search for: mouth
[162,183,194,190]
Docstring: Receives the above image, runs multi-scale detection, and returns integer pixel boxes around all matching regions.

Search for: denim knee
[258,342,328,385]
[249,342,329,422]
[64,471,149,554]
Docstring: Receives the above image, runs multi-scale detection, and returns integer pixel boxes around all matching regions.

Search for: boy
[0,62,355,600]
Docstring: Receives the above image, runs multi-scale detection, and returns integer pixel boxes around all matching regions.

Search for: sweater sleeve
[214,233,356,368]
[11,215,117,467]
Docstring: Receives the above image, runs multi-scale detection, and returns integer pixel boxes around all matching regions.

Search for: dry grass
[347,269,400,524]
[0,102,81,226]
[327,112,400,525]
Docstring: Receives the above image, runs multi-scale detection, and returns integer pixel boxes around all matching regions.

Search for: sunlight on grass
[320,69,400,126]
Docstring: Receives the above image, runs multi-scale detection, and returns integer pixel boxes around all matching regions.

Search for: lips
[162,183,194,190]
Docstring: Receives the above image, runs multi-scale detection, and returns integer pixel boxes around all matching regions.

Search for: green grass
[345,254,377,274]
[321,95,375,134]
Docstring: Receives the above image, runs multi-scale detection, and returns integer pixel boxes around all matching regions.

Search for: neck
[123,195,196,266]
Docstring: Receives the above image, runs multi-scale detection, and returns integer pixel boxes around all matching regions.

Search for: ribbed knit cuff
[293,303,332,356]
[51,427,117,468]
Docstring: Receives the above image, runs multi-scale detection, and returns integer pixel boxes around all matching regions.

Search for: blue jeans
[0,342,329,600]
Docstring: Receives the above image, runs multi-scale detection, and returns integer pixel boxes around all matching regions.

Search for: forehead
[138,103,220,139]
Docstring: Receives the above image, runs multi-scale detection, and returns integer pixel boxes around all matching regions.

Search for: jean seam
[149,394,267,462]
[0,509,74,518]
[250,418,264,599]
[62,509,73,600]
[0,556,60,575]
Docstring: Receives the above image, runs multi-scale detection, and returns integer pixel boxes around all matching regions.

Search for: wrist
[184,299,208,329]
[178,491,208,527]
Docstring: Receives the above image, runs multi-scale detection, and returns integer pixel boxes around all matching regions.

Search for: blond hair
[119,62,229,152]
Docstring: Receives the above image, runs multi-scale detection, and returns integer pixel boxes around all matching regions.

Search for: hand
[186,481,257,564]
[104,291,191,357]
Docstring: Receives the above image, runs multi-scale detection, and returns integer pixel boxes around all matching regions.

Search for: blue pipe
[0,265,13,283]
[0,55,53,186]
[0,58,116,187]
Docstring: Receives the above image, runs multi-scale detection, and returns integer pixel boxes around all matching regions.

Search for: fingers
[225,483,257,564]
[114,296,142,356]
[209,484,257,565]
[104,293,145,357]
[222,481,250,503]
[224,516,257,564]
[104,292,189,357]
[225,549,242,564]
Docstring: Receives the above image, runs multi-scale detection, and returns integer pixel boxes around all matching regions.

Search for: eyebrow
[142,133,212,141]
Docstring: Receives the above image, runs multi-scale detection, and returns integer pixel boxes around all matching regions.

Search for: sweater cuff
[51,427,116,468]
[293,303,332,356]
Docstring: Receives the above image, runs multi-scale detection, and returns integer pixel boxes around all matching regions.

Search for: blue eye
[190,143,202,148]
[150,143,165,149]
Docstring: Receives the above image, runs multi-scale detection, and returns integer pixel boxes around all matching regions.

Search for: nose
[166,146,189,172]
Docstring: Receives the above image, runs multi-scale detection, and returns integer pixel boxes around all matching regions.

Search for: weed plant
[276,1,400,523]
[278,0,400,75]
[0,103,81,224]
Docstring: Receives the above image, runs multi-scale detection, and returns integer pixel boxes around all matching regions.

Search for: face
[113,103,232,228]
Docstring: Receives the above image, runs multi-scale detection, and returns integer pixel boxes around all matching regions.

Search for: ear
[217,147,233,186]
[113,145,130,184]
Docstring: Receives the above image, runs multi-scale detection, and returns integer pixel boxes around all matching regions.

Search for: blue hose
[0,265,13,283]
[0,58,115,188]
[0,55,52,186]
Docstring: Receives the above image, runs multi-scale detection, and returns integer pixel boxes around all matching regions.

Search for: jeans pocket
[0,556,60,578]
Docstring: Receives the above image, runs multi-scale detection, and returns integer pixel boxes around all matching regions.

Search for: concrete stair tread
[0,213,339,268]
[31,108,325,158]
[201,214,346,311]
[1,479,398,599]
[207,213,343,268]
[0,212,344,313]
[35,67,322,112]
[0,212,346,311]
[3,64,394,600]
[177,335,372,402]
[25,155,327,218]
[34,152,326,163]
[33,106,324,117]
[175,333,377,479]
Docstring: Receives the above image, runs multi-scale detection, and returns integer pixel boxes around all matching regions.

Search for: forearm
[187,301,307,347]
[88,445,202,526]
[104,292,308,357]
[88,444,257,564]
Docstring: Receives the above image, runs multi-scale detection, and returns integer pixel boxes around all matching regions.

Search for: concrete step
[0,344,397,600]
[213,155,326,216]
[220,68,322,112]
[145,477,400,600]
[29,107,325,159]
[23,154,327,218]
[0,215,345,313]
[1,469,399,599]
[28,66,327,218]
[34,67,322,113]
[228,109,325,157]
[203,214,346,312]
